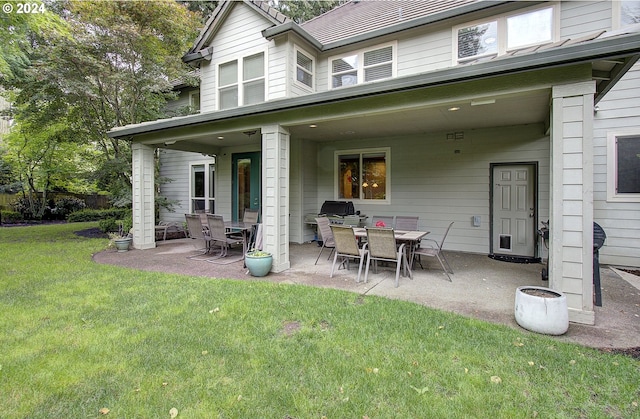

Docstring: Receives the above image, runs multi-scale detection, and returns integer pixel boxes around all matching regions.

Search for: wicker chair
[315,217,336,264]
[330,225,368,283]
[185,213,212,259]
[206,214,245,258]
[364,227,412,287]
[414,222,454,281]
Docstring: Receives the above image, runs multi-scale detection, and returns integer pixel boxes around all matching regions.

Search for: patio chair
[371,215,395,229]
[206,214,245,258]
[185,214,212,259]
[414,221,454,281]
[242,208,259,223]
[315,217,336,264]
[364,227,412,287]
[330,225,368,283]
[394,216,419,231]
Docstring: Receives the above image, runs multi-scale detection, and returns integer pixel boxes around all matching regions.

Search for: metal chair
[364,227,412,287]
[185,213,212,259]
[394,216,419,231]
[315,217,336,264]
[242,208,259,223]
[371,215,395,228]
[414,221,454,281]
[206,214,245,258]
[330,225,368,283]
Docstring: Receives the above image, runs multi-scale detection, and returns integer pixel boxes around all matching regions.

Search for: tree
[2,0,201,210]
[271,0,345,24]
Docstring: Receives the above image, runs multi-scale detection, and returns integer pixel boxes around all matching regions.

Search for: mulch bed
[74,227,109,239]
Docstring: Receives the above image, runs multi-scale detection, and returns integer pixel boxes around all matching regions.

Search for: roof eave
[262,21,323,51]
[108,32,640,139]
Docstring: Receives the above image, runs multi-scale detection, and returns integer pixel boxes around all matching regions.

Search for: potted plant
[109,217,133,252]
[245,249,273,277]
[515,286,569,335]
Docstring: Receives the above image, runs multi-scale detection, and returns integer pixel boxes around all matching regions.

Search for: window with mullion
[296,48,314,89]
[218,52,265,110]
[330,44,395,89]
[336,148,390,202]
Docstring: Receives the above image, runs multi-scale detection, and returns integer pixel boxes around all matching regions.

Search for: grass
[0,223,638,418]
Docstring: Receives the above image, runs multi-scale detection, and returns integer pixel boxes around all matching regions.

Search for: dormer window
[329,43,396,89]
[454,5,556,64]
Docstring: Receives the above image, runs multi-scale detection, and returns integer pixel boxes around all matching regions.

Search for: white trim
[606,130,640,203]
[327,41,397,90]
[334,147,391,204]
[452,3,559,65]
[293,45,315,92]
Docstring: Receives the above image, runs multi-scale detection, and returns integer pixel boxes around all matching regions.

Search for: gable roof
[185,0,290,63]
[300,0,478,45]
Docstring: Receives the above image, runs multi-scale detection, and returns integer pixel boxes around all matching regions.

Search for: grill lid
[320,200,355,216]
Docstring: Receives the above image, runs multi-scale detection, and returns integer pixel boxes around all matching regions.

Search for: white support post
[131,142,156,250]
[261,125,290,272]
[550,81,596,325]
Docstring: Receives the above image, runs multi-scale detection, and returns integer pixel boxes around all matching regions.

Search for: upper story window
[454,5,556,63]
[336,148,390,203]
[607,132,640,202]
[295,47,314,89]
[189,91,200,113]
[329,43,396,89]
[218,52,265,110]
[619,0,640,27]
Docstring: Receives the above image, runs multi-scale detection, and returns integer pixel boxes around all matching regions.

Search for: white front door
[492,164,536,257]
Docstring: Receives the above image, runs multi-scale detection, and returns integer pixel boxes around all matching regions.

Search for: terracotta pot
[515,286,569,335]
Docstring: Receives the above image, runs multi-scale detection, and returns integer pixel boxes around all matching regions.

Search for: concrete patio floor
[94,239,640,351]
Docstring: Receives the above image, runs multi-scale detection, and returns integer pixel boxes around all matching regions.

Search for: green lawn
[0,223,638,418]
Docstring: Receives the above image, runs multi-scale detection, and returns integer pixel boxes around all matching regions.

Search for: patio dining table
[352,227,429,270]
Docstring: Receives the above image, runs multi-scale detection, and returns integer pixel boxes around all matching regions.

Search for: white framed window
[607,131,640,202]
[454,4,557,64]
[335,148,390,203]
[295,46,314,90]
[329,43,396,89]
[218,52,265,110]
[614,0,640,28]
[189,91,200,113]
[190,159,216,213]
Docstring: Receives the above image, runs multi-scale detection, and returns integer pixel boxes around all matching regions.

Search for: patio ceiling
[157,88,552,152]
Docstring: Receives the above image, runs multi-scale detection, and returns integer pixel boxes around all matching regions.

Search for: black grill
[319,200,355,217]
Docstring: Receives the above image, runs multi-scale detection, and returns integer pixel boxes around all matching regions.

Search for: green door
[232,152,261,222]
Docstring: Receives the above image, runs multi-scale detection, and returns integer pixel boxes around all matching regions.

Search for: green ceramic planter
[114,237,132,252]
[245,252,273,277]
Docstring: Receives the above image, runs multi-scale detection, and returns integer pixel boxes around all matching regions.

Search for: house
[108,0,640,325]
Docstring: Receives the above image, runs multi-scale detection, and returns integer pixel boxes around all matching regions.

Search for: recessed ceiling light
[309,124,317,128]
[448,106,460,111]
[217,136,224,140]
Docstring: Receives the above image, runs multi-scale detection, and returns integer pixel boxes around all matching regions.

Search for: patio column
[261,125,290,272]
[550,81,596,325]
[131,142,156,250]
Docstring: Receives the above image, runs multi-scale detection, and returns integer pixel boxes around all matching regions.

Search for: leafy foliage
[1,0,201,205]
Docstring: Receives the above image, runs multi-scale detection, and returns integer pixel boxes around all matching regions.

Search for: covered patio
[94,238,640,350]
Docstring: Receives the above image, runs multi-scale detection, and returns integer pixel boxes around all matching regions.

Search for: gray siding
[560,1,611,38]
[593,64,640,267]
[312,124,550,254]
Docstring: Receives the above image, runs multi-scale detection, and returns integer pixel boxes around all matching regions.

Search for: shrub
[68,208,128,223]
[10,196,43,220]
[1,210,23,224]
[98,218,119,234]
[53,196,86,219]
